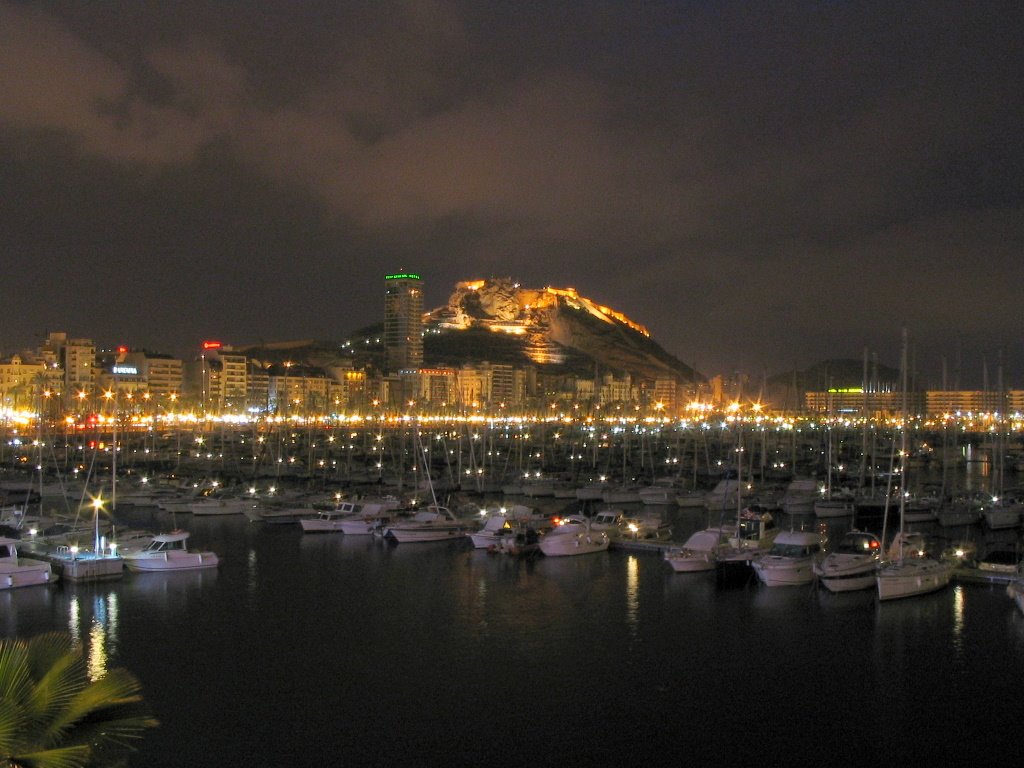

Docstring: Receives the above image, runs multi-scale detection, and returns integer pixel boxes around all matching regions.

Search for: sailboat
[813,399,855,518]
[714,414,780,583]
[876,329,953,601]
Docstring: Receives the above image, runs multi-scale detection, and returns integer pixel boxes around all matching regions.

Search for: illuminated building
[42,332,95,405]
[120,351,184,398]
[384,272,424,372]
[187,342,248,412]
[0,355,47,410]
[652,378,680,414]
[267,363,332,413]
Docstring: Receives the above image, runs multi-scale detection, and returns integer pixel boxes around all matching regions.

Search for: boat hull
[385,527,467,543]
[539,533,609,557]
[0,560,56,589]
[814,552,879,593]
[876,559,952,600]
[299,520,346,533]
[752,557,818,587]
[123,552,219,572]
[665,552,716,572]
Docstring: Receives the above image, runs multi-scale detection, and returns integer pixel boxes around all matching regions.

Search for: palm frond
[6,742,92,768]
[0,638,32,702]
[0,695,28,754]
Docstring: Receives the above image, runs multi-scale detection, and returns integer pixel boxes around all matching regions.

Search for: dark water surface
[4,505,1024,767]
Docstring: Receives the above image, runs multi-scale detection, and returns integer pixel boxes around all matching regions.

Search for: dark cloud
[1,0,1022,386]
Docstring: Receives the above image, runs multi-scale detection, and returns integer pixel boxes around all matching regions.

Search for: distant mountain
[767,359,901,391]
[239,278,700,384]
[425,278,700,383]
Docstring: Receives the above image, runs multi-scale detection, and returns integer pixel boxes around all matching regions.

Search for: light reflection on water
[952,583,966,662]
[67,592,119,680]
[625,554,639,640]
[6,511,1024,767]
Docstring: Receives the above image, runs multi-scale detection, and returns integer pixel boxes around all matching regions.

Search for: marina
[3,418,1024,766]
[2,498,1023,767]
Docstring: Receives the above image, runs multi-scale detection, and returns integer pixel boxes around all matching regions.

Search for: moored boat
[0,536,58,589]
[665,527,731,573]
[752,529,828,587]
[538,515,609,557]
[813,530,881,592]
[383,507,470,543]
[122,531,220,572]
[876,557,952,601]
[469,514,517,549]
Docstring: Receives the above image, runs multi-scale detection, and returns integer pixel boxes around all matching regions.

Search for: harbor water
[3,502,1024,767]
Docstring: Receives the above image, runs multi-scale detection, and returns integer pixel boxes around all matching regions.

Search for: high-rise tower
[384,272,424,372]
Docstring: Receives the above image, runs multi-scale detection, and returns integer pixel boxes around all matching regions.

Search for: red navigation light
[202,341,222,350]
[117,345,128,354]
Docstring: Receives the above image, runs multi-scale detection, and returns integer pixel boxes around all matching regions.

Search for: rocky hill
[240,278,699,384]
[426,278,699,383]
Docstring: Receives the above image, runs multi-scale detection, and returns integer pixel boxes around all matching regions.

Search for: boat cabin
[834,531,881,555]
[143,535,190,553]
[765,530,827,558]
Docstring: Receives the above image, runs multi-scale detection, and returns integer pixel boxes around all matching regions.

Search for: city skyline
[1,2,1022,386]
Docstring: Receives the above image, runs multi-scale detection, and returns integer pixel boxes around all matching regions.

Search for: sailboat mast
[897,327,908,562]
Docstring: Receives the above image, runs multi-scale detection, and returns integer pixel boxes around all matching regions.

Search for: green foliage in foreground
[0,632,158,768]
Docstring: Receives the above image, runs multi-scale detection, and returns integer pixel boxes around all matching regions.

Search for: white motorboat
[334,498,403,535]
[752,529,828,587]
[468,514,516,549]
[813,530,881,592]
[0,536,57,589]
[122,531,220,572]
[982,495,1024,530]
[383,507,469,543]
[298,503,355,533]
[665,527,731,573]
[538,515,609,557]
[590,509,625,533]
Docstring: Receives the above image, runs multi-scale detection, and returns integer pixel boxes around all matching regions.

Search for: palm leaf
[6,742,92,768]
[0,638,31,702]
[0,633,157,765]
[0,695,28,755]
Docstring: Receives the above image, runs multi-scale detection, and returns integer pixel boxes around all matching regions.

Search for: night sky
[2,1,1022,387]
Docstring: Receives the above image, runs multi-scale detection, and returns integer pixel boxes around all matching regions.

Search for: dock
[32,550,125,582]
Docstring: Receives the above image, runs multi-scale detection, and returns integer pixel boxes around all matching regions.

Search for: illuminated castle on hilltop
[428,277,650,365]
